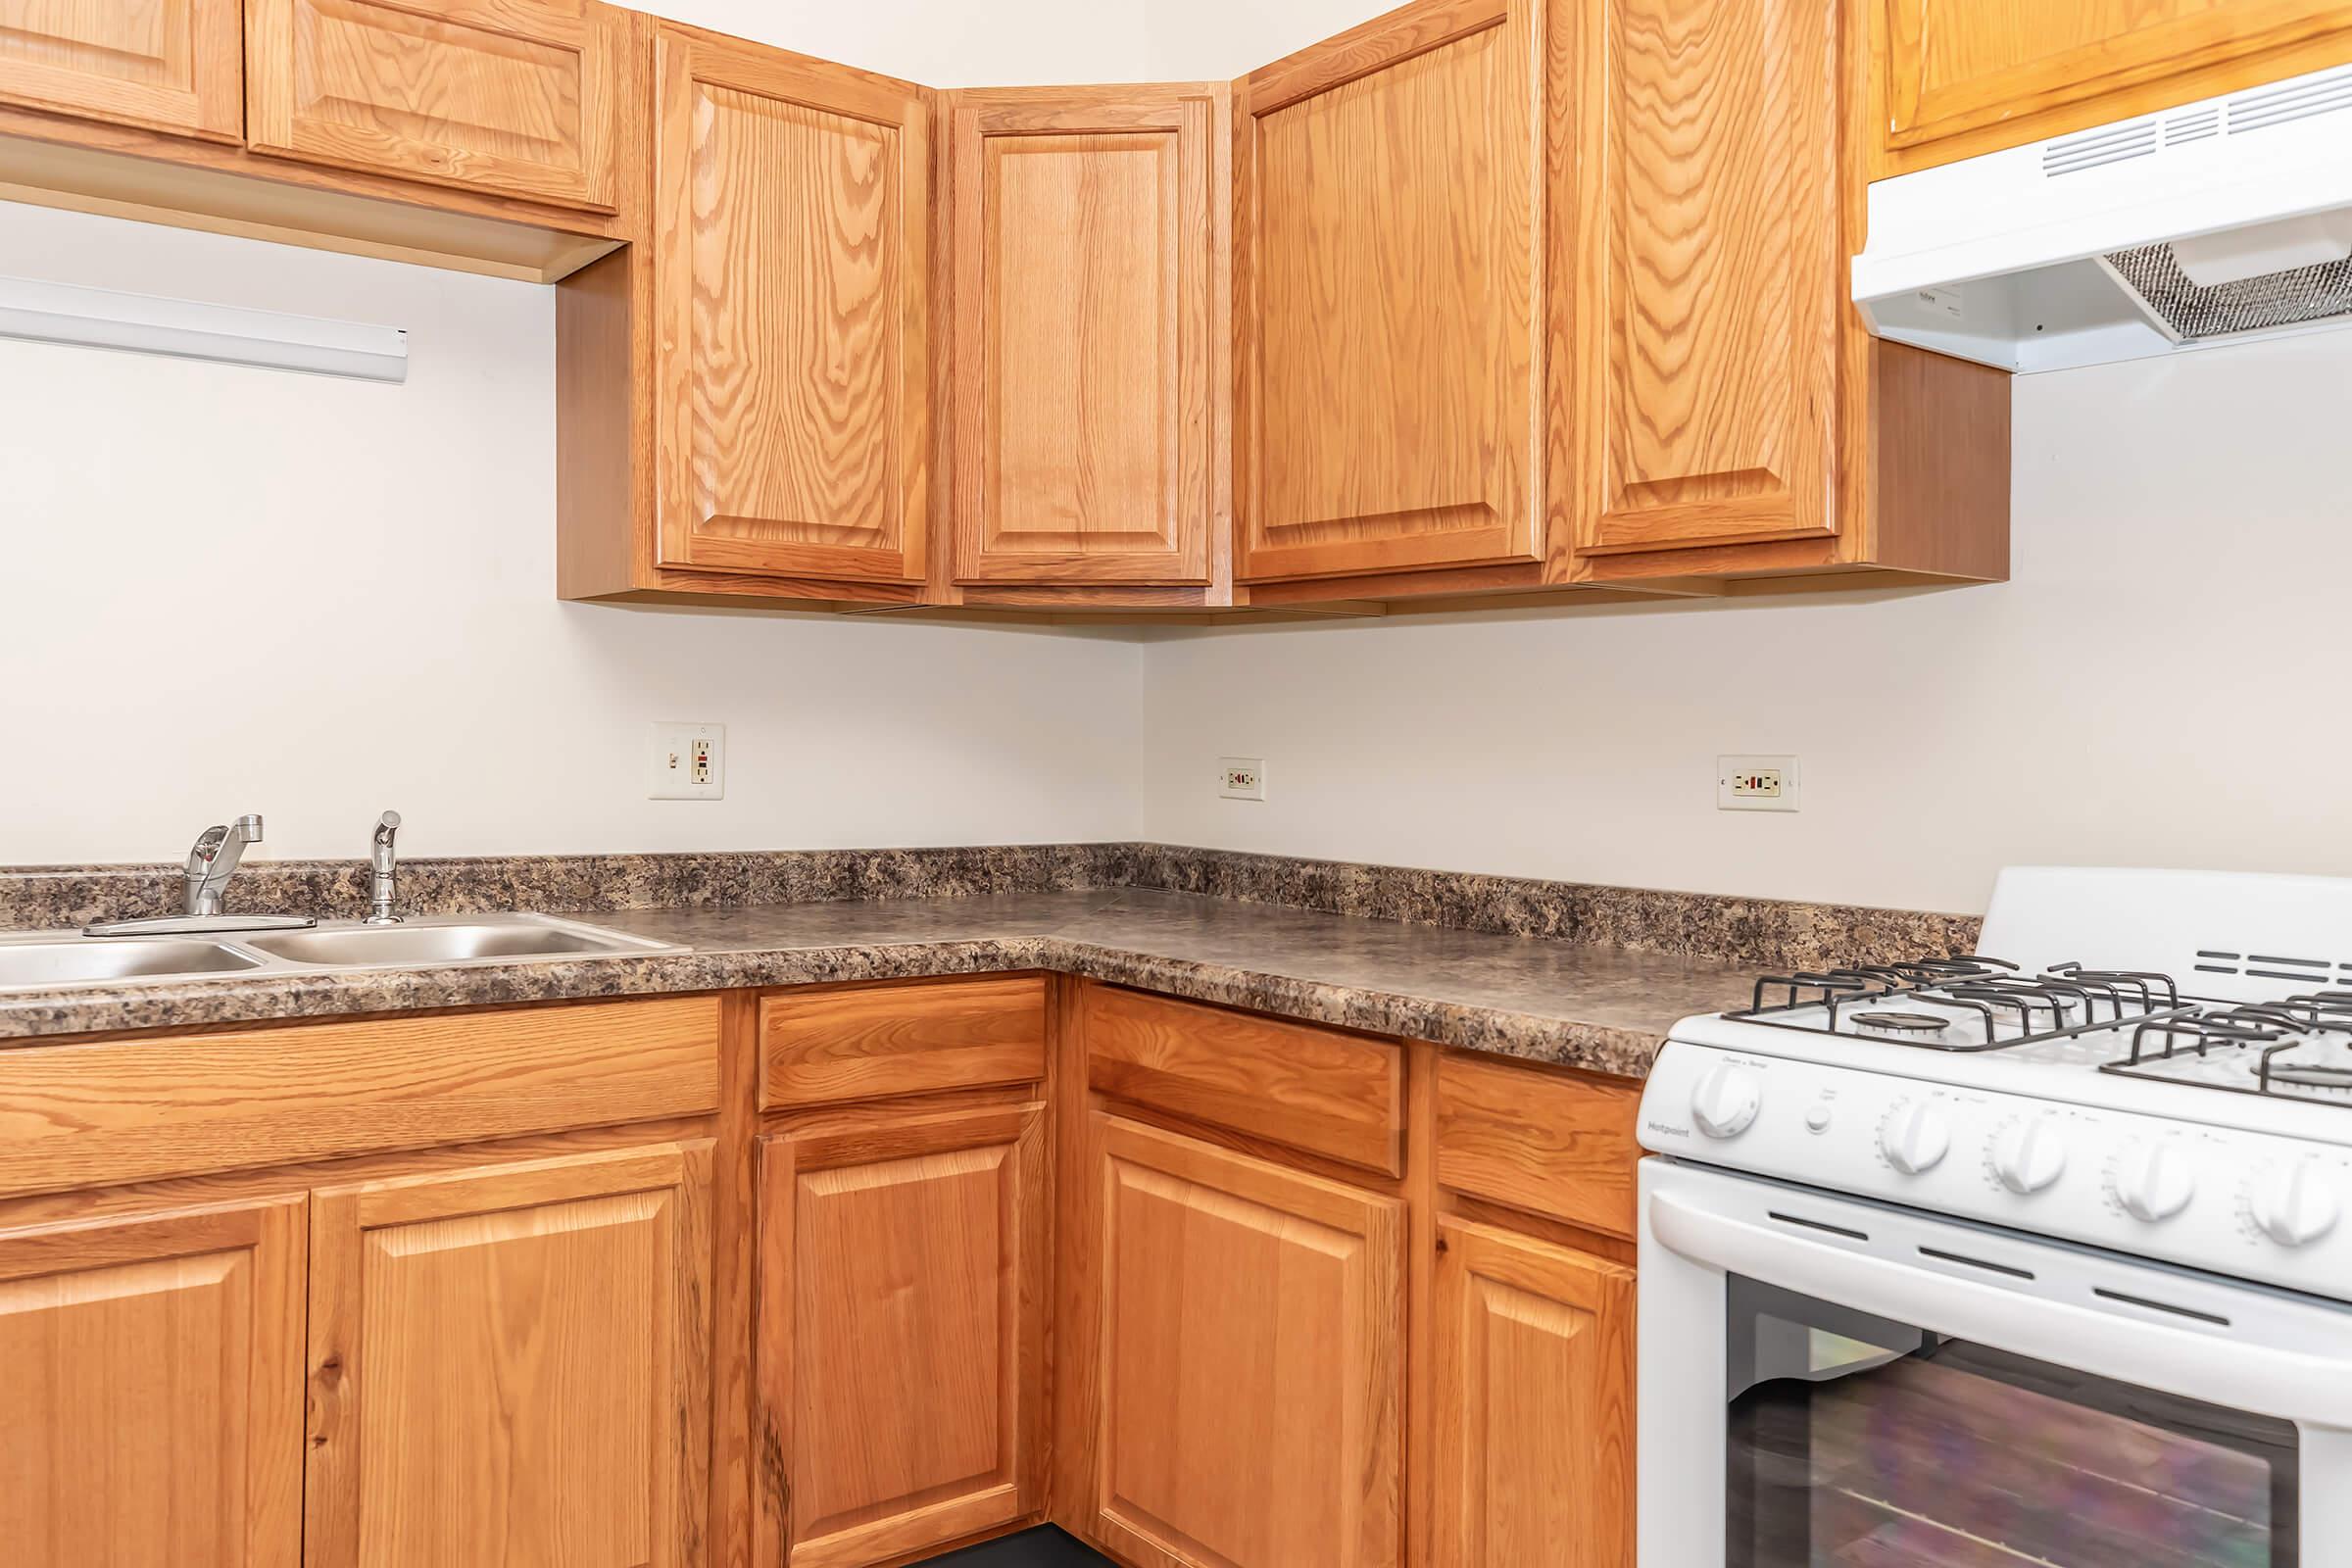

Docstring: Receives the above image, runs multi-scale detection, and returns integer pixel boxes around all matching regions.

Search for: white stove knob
[2113,1138,2195,1223]
[1690,1062,1762,1140]
[1879,1100,1951,1175]
[2249,1156,2340,1249]
[1989,1113,2068,1196]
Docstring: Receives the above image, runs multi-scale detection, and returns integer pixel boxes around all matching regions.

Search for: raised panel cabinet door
[946,86,1221,586]
[0,1195,305,1568]
[1092,1115,1404,1568]
[303,1142,712,1568]
[1232,0,1544,583]
[244,0,625,211]
[1432,1218,1635,1568]
[0,0,241,141]
[1884,0,2352,168]
[757,1102,1047,1568]
[1568,0,1844,558]
[654,26,931,585]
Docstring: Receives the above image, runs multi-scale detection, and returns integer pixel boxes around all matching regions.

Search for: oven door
[1640,1157,2352,1568]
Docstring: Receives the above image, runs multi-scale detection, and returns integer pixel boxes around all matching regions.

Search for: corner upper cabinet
[1565,0,2011,584]
[1231,0,1546,588]
[942,85,1227,595]
[647,24,931,591]
[0,0,242,142]
[0,1195,306,1568]
[1879,0,2352,173]
[244,0,627,211]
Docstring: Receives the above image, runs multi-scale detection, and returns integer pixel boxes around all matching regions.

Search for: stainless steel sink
[0,935,262,988]
[242,917,666,968]
[0,914,674,993]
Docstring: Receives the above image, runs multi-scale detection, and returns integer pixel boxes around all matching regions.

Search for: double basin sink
[0,914,675,992]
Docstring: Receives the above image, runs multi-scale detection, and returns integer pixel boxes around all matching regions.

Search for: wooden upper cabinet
[244,0,626,211]
[1432,1218,1635,1568]
[0,1195,305,1568]
[758,1103,1046,1568]
[1881,0,2352,172]
[1233,0,1544,584]
[303,1142,711,1568]
[1567,0,1843,560]
[652,25,931,586]
[945,85,1223,587]
[1091,1115,1403,1568]
[0,0,241,142]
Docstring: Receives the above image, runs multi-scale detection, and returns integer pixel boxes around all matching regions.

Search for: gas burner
[1850,1011,1952,1036]
[1730,955,2187,1052]
[2101,995,2352,1106]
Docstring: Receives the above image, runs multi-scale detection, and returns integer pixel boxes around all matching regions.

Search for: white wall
[1136,330,2352,914]
[0,206,1145,865]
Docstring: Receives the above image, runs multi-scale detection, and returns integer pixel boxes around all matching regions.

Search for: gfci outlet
[1219,758,1267,801]
[1718,755,1798,812]
[652,722,726,801]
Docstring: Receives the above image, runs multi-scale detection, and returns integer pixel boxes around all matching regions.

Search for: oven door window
[1727,1275,2299,1567]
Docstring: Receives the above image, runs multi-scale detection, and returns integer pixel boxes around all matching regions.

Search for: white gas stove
[1636,867,2352,1568]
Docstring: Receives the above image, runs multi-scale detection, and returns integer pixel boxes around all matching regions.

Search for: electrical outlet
[652,721,726,801]
[1219,758,1266,802]
[1718,755,1798,812]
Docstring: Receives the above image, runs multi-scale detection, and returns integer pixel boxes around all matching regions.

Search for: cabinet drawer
[758,976,1048,1110]
[1435,1051,1641,1240]
[0,997,719,1199]
[1083,985,1403,1175]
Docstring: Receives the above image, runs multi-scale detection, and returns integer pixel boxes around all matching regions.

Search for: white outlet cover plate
[652,721,726,801]
[1718,754,1798,812]
[1219,757,1267,802]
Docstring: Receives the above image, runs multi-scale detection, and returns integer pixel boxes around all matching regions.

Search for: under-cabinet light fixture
[0,274,408,383]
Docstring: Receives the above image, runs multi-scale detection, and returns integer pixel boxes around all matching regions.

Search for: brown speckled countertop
[0,888,1764,1077]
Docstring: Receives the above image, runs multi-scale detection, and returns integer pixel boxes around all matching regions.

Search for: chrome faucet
[84,814,316,936]
[366,810,403,925]
[185,814,265,916]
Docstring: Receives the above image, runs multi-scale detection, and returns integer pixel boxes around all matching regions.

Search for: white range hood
[1853,62,2352,373]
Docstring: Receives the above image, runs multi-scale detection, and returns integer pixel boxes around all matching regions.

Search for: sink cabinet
[0,1194,306,1568]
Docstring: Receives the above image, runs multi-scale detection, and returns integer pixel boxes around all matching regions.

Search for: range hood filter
[2103,243,2352,342]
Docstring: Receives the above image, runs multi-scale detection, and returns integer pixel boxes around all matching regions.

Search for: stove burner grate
[2100,993,2352,1106]
[1731,956,2187,1052]
[1849,1010,1952,1035]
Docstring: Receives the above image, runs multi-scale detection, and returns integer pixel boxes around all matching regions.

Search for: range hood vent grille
[2104,242,2352,341]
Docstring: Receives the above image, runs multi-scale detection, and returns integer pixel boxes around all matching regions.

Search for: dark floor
[920,1525,1113,1566]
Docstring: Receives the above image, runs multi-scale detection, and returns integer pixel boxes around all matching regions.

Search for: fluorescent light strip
[0,274,407,383]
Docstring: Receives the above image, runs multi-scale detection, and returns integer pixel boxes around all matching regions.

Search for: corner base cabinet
[756,1102,1048,1568]
[1085,1115,1404,1568]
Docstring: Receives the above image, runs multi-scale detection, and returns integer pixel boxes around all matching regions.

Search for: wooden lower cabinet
[757,1102,1048,1568]
[1432,1218,1636,1568]
[1088,1114,1404,1568]
[303,1141,713,1568]
[0,1195,307,1568]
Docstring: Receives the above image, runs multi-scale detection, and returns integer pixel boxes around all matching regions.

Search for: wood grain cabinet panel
[757,1102,1047,1568]
[652,26,931,586]
[945,85,1221,586]
[244,0,625,210]
[759,975,1048,1110]
[0,0,241,141]
[1232,0,1544,583]
[0,1196,306,1568]
[303,1142,711,1568]
[1432,1218,1635,1568]
[1881,0,2352,172]
[1091,1115,1403,1568]
[1435,1051,1642,1240]
[1567,0,1843,559]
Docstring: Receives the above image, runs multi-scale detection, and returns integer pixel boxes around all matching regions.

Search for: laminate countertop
[0,888,1764,1077]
